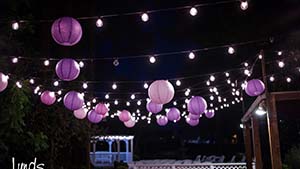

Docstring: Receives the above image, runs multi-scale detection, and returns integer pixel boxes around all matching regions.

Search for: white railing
[128,163,249,169]
[90,151,133,167]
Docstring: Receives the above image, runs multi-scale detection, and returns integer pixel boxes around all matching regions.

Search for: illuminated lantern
[205,110,215,119]
[63,91,84,111]
[88,110,103,123]
[187,96,207,115]
[40,91,56,105]
[245,79,265,96]
[157,115,168,126]
[186,118,199,126]
[0,73,8,92]
[95,103,108,115]
[51,17,82,46]
[74,108,87,119]
[55,58,80,81]
[188,113,201,120]
[119,110,131,122]
[166,107,180,121]
[146,101,163,114]
[148,80,175,104]
[124,118,136,128]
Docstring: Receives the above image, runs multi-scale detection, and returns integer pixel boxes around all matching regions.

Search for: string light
[269,76,275,82]
[244,62,249,67]
[57,97,62,103]
[182,104,186,109]
[12,21,19,30]
[16,81,22,88]
[277,51,283,56]
[149,56,156,63]
[228,47,235,54]
[87,102,91,107]
[258,54,263,59]
[225,72,230,77]
[209,75,215,82]
[34,86,40,94]
[112,83,117,90]
[278,61,285,68]
[244,69,250,76]
[137,100,141,106]
[83,82,88,89]
[240,1,248,10]
[92,98,97,103]
[210,95,214,101]
[176,80,181,86]
[141,13,149,22]
[96,18,104,27]
[286,77,291,83]
[227,79,231,84]
[113,59,119,66]
[173,101,177,106]
[114,100,119,105]
[206,81,210,86]
[131,94,135,100]
[57,90,62,95]
[105,94,110,99]
[188,52,195,59]
[12,57,18,63]
[29,79,35,84]
[44,59,50,66]
[189,7,198,16]
[126,101,130,106]
[53,81,59,87]
[144,83,149,89]
[79,61,84,68]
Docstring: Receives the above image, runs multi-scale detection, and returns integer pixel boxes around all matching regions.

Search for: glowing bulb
[182,104,186,109]
[141,13,149,22]
[206,81,210,86]
[210,95,214,101]
[240,1,248,10]
[227,79,231,84]
[173,101,177,106]
[185,91,190,96]
[255,106,266,116]
[244,62,249,67]
[278,61,285,68]
[144,83,149,89]
[188,52,195,59]
[240,124,244,129]
[244,69,250,76]
[16,81,22,88]
[213,87,218,93]
[114,100,118,105]
[92,98,97,103]
[277,51,283,56]
[137,100,141,106]
[185,99,189,104]
[189,7,198,16]
[105,94,109,99]
[286,77,291,83]
[12,21,19,30]
[87,102,91,106]
[12,57,18,63]
[269,76,275,82]
[258,54,263,59]
[113,59,119,66]
[79,61,84,68]
[209,75,215,82]
[53,81,59,87]
[176,80,181,86]
[44,59,50,66]
[126,102,130,106]
[57,97,62,102]
[29,79,35,84]
[225,72,230,77]
[96,18,103,27]
[57,90,62,95]
[149,56,156,63]
[131,94,135,100]
[228,47,235,54]
[112,83,117,90]
[83,82,88,89]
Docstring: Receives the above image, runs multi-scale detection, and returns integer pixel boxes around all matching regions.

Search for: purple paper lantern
[245,79,265,97]
[146,101,163,114]
[167,107,181,121]
[124,118,136,128]
[88,110,103,123]
[55,58,80,81]
[63,91,84,111]
[188,113,201,120]
[51,17,82,46]
[40,91,56,105]
[119,110,131,122]
[74,108,87,119]
[0,73,8,92]
[95,103,108,115]
[148,80,175,104]
[188,96,207,115]
[205,110,215,119]
[157,115,168,126]
[186,118,199,126]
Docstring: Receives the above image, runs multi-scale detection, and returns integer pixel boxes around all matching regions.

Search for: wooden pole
[243,122,253,169]
[251,117,263,169]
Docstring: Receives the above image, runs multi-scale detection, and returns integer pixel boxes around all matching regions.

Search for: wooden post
[243,122,253,169]
[251,117,263,169]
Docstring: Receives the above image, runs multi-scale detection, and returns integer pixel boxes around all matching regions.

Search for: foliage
[284,144,300,169]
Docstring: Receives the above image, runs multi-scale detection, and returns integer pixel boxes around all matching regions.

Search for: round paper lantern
[188,113,201,120]
[95,103,108,115]
[205,110,215,119]
[88,110,103,123]
[63,91,84,111]
[157,115,168,126]
[146,101,163,114]
[167,107,180,121]
[124,118,136,128]
[148,80,175,104]
[188,96,207,115]
[245,79,265,97]
[55,58,80,81]
[0,73,8,92]
[119,110,131,122]
[40,91,56,105]
[186,118,199,126]
[51,17,82,46]
[74,108,87,119]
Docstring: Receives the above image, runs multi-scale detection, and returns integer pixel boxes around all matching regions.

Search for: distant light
[113,59,119,66]
[286,77,292,83]
[213,87,218,93]
[185,91,190,96]
[57,90,62,95]
[144,83,149,89]
[182,104,186,109]
[278,61,285,68]
[29,79,35,84]
[131,94,135,100]
[228,47,235,54]
[12,57,18,63]
[188,52,195,59]
[277,51,283,56]
[53,81,59,87]
[189,7,198,16]
[96,18,103,27]
[12,21,19,30]
[79,61,84,68]
[244,69,250,76]
[269,76,275,82]
[112,83,117,90]
[126,102,130,106]
[232,101,235,105]
[244,62,249,67]
[240,1,248,10]
[206,81,210,86]
[176,80,181,86]
[227,79,231,84]
[57,97,62,102]
[255,106,267,116]
[235,90,240,96]
[149,56,156,63]
[210,103,214,107]
[92,98,97,103]
[240,124,244,129]
[258,54,263,59]
[209,75,215,82]
[16,81,22,88]
[114,100,119,105]
[83,82,88,89]
[210,95,214,101]
[105,94,109,99]
[44,59,50,66]
[87,102,91,107]
[141,13,149,22]
[173,101,177,106]
[137,100,141,106]
[225,72,230,77]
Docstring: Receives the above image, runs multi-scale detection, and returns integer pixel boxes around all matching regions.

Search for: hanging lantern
[55,58,80,81]
[166,107,180,121]
[40,90,56,105]
[245,79,265,97]
[186,118,199,126]
[124,117,136,128]
[187,96,207,115]
[95,103,109,115]
[119,110,131,122]
[63,91,84,111]
[0,73,9,92]
[148,80,175,104]
[205,110,215,119]
[88,110,103,123]
[51,17,82,46]
[146,101,163,114]
[74,108,87,119]
[157,115,168,126]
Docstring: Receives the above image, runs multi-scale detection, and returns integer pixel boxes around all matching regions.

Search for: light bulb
[244,69,250,76]
[149,56,156,63]
[12,57,18,63]
[79,61,84,68]
[210,95,214,101]
[206,81,210,86]
[53,81,59,87]
[137,100,141,106]
[173,101,177,106]
[131,94,135,100]
[92,98,97,103]
[225,72,230,77]
[112,83,117,90]
[105,94,109,99]
[189,7,198,16]
[57,90,62,95]
[16,81,22,88]
[228,47,235,54]
[244,62,249,67]
[277,51,283,56]
[182,104,186,109]
[12,21,19,30]
[141,13,149,22]
[29,79,35,84]
[278,61,285,68]
[286,77,291,83]
[83,82,88,89]
[114,100,118,105]
[258,54,263,59]
[126,102,130,106]
[44,59,50,66]
[269,76,275,82]
[185,91,190,96]
[188,52,195,59]
[96,18,103,27]
[144,83,149,89]
[227,79,231,84]
[209,75,215,82]
[240,1,248,10]
[176,80,181,86]
[113,59,119,66]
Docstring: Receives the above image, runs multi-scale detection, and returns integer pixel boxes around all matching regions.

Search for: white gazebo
[90,135,134,167]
